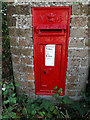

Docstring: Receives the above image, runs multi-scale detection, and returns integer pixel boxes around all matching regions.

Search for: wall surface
[7,1,89,100]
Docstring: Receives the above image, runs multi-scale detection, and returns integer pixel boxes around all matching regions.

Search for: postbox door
[40,44,61,91]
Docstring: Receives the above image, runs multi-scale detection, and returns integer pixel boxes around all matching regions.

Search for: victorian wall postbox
[32,7,71,95]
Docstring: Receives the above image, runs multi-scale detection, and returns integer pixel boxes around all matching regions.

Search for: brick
[72,4,81,15]
[72,4,88,15]
[70,28,88,38]
[7,4,31,15]
[10,47,21,55]
[68,58,80,66]
[26,74,34,80]
[21,48,32,56]
[81,58,88,66]
[67,76,78,83]
[8,28,17,37]
[7,5,16,16]
[21,57,32,65]
[7,16,16,26]
[10,37,19,46]
[19,37,32,47]
[81,5,89,15]
[12,56,19,64]
[67,90,76,96]
[68,49,88,58]
[16,5,30,15]
[69,38,84,48]
[9,28,32,38]
[20,65,33,73]
[14,72,21,81]
[28,81,35,88]
[71,17,87,27]
[17,16,32,28]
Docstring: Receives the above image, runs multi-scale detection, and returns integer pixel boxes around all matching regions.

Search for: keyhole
[44,71,46,74]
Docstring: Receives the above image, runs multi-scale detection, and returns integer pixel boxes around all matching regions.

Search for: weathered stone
[68,57,80,66]
[67,67,79,76]
[78,75,88,83]
[69,38,84,48]
[67,83,79,90]
[79,67,88,76]
[68,49,88,58]
[70,28,88,38]
[71,17,87,27]
[7,16,16,26]
[81,58,88,66]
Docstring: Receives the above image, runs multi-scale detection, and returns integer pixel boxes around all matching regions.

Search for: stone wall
[7,1,89,100]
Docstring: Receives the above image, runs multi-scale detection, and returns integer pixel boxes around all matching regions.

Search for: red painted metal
[32,7,71,96]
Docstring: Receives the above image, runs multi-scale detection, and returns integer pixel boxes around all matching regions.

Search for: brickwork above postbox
[32,7,71,95]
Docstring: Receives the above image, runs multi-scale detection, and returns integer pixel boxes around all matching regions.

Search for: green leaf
[3,100,9,104]
[0,82,2,85]
[0,115,2,119]
[51,90,53,93]
[53,86,57,90]
[58,88,63,94]
[65,110,69,119]
[50,105,55,111]
[53,109,58,115]
[15,83,20,87]
[12,93,16,97]
[22,108,27,115]
[31,110,36,115]
[8,106,14,111]
[10,112,16,118]
[9,97,16,104]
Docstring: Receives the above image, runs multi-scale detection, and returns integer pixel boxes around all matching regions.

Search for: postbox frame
[32,7,71,96]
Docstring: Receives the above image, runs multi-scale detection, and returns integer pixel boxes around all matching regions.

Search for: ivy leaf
[3,100,9,105]
[10,112,16,118]
[50,105,55,111]
[15,83,20,87]
[58,88,63,94]
[53,109,58,115]
[53,86,57,90]
[31,110,36,115]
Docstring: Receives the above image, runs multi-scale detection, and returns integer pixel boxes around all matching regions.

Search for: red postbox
[32,7,71,95]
